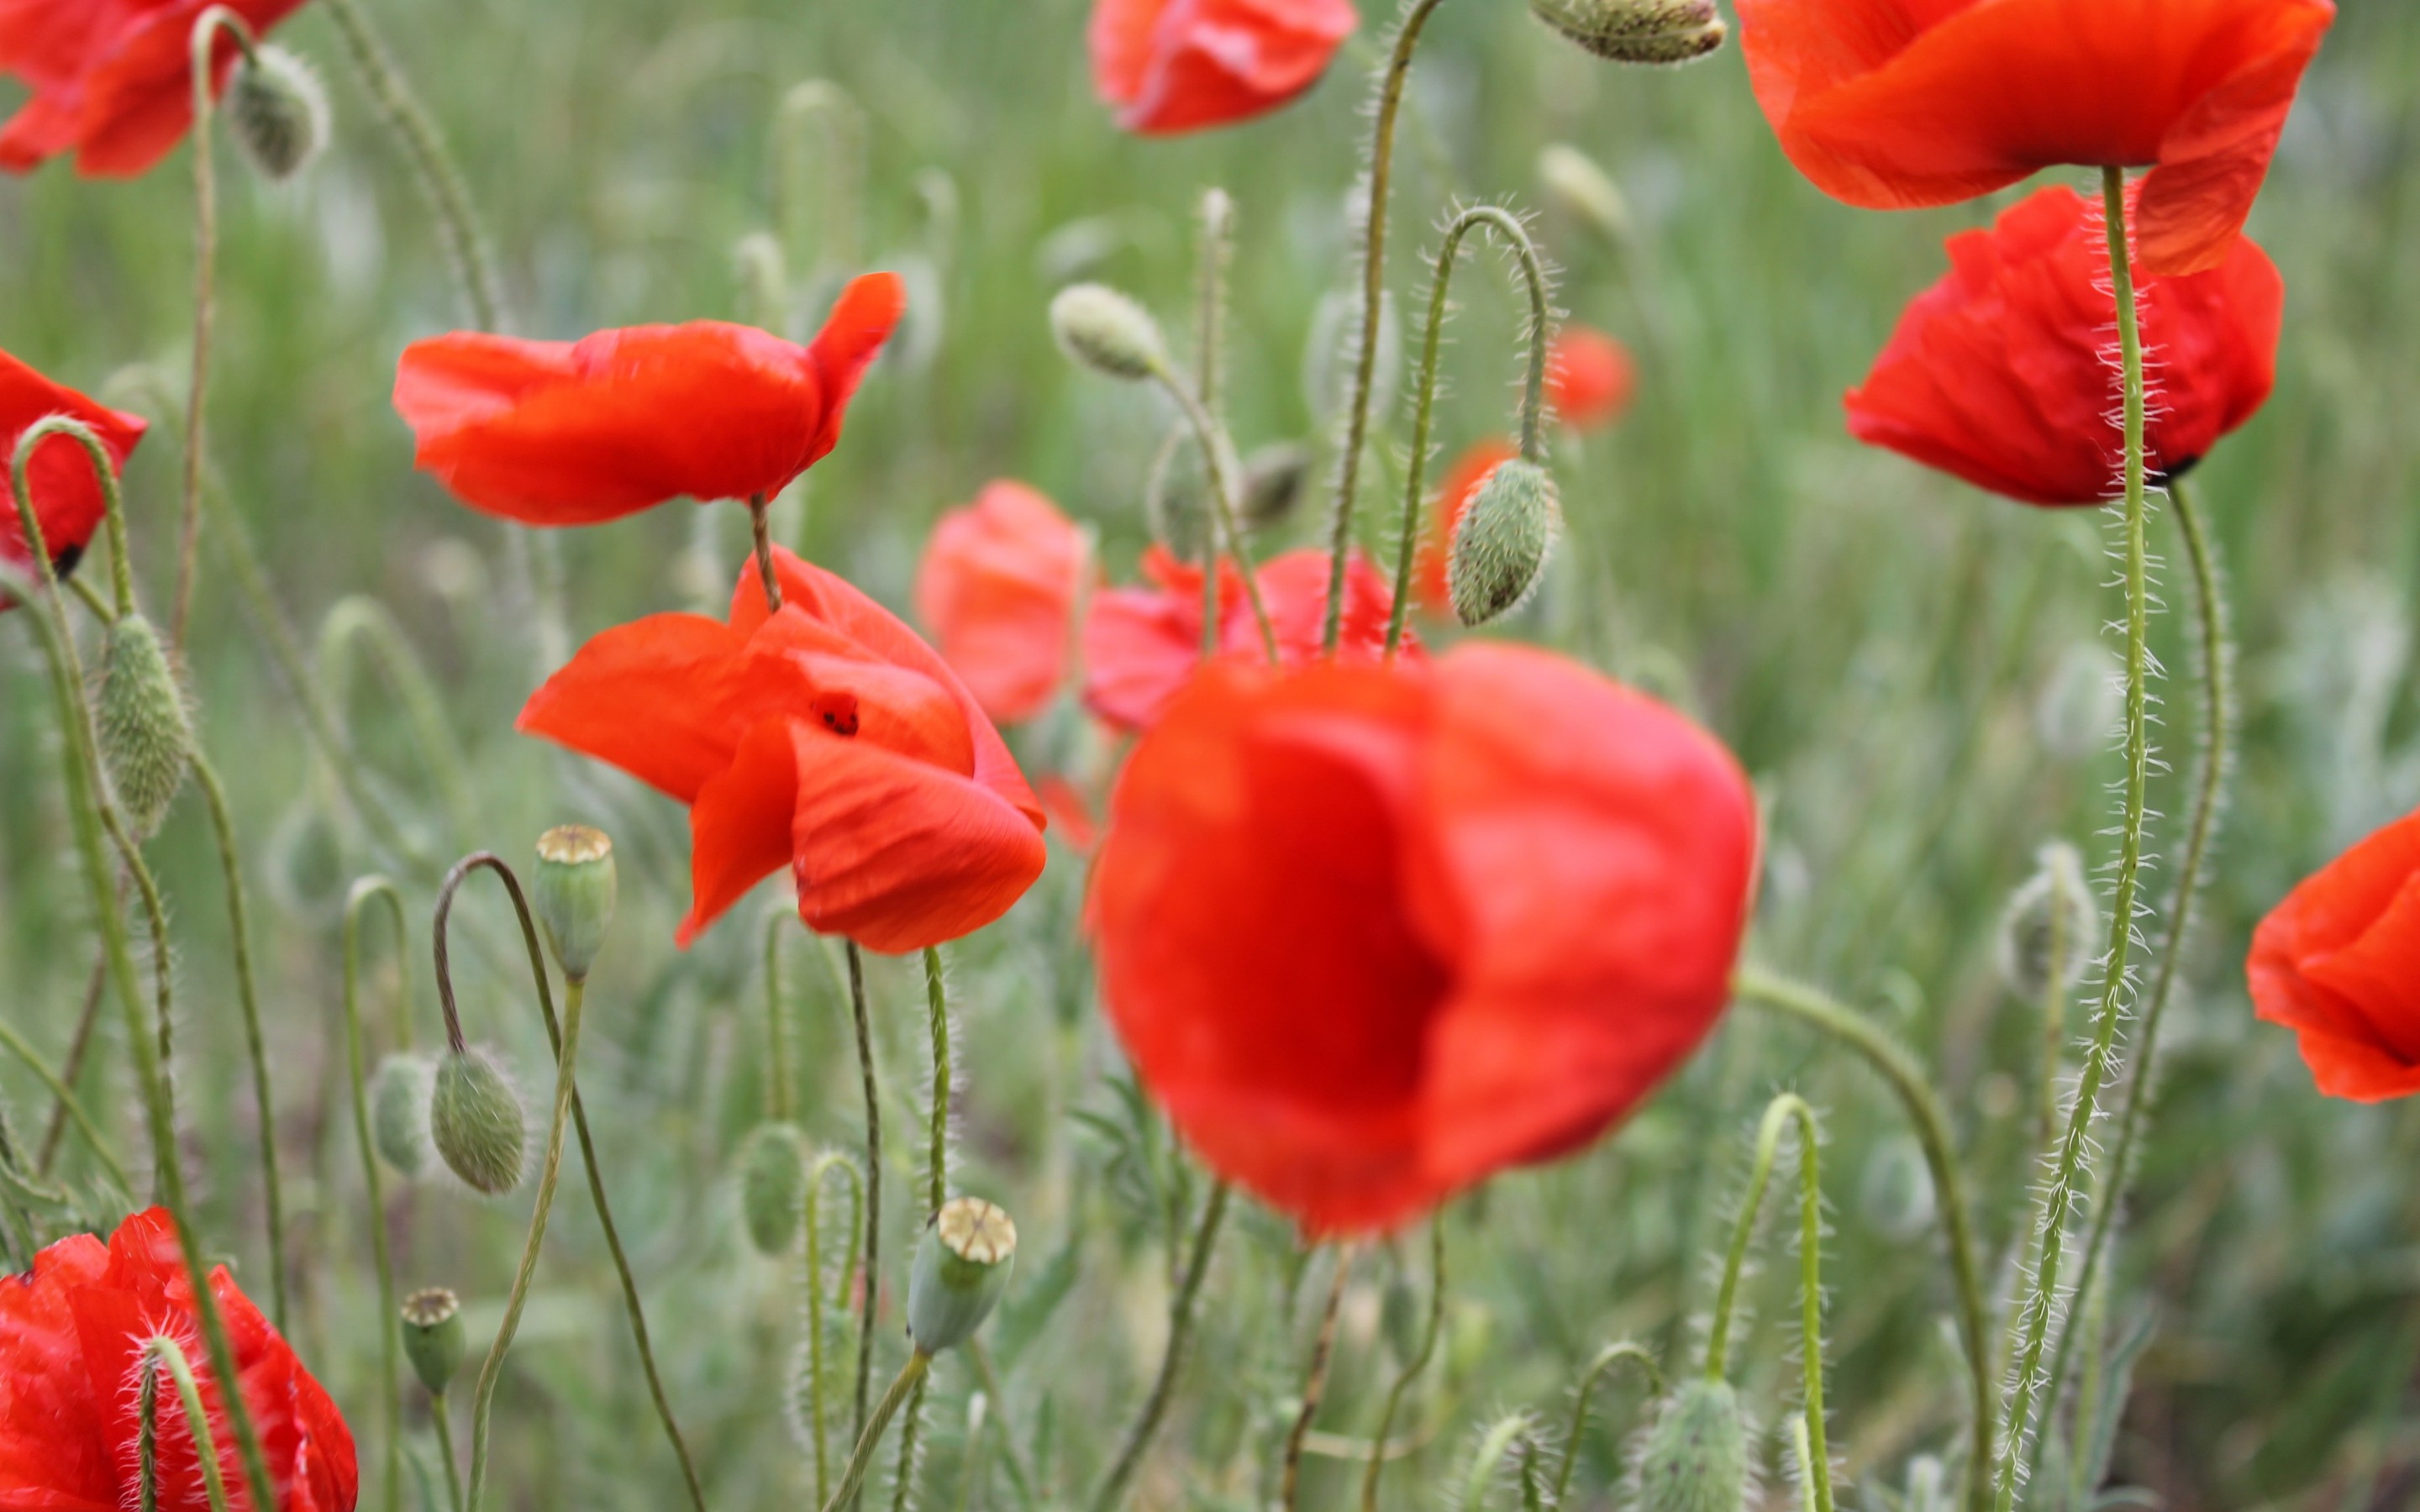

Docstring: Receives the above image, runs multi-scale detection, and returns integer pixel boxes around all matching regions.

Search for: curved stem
[1552,1341,1661,1505]
[143,1336,234,1512]
[751,492,784,612]
[177,7,258,645]
[847,941,882,1451]
[0,1017,134,1199]
[36,948,109,1175]
[823,1352,933,1512]
[343,876,411,1512]
[1360,1218,1445,1512]
[1280,1244,1356,1512]
[764,907,795,1121]
[1088,1179,1231,1512]
[1150,366,1276,661]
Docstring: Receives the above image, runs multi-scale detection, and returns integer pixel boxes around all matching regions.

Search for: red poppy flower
[0,348,148,605]
[1415,438,1519,615]
[1733,0,2334,276]
[1090,0,1357,134]
[0,0,309,177]
[0,1207,356,1512]
[393,273,905,527]
[520,546,1046,954]
[1091,645,1759,1234]
[913,480,1091,726]
[1081,544,1412,734]
[1548,327,1636,433]
[2249,809,2420,1102]
[1846,184,2282,507]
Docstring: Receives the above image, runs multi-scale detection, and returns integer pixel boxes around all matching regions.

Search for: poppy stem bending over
[1149,361,1277,662]
[177,4,261,646]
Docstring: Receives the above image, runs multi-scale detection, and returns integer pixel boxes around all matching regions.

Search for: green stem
[1088,1179,1231,1512]
[1150,365,1276,661]
[37,944,111,1173]
[342,877,410,1512]
[1280,1244,1355,1512]
[890,946,956,1512]
[824,1352,933,1512]
[316,596,481,843]
[1360,1218,1445,1512]
[765,907,795,1121]
[0,1017,134,1199]
[144,1336,235,1512]
[846,941,883,1457]
[1195,190,1233,654]
[752,492,784,612]
[965,1340,1040,1511]
[808,1152,871,1508]
[178,7,259,645]
[431,1390,466,1512]
[2037,880,2069,1156]
[1552,1342,1662,1505]
[1517,1436,1548,1512]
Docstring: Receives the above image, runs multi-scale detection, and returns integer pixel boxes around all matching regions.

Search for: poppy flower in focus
[1416,438,1519,615]
[0,348,149,605]
[0,0,309,177]
[1091,645,1759,1234]
[0,1207,358,1512]
[1081,544,1412,734]
[1547,327,1635,433]
[1733,0,2334,275]
[1091,0,1357,135]
[521,546,1047,954]
[1846,184,2282,507]
[394,273,905,527]
[913,480,1091,726]
[2249,809,2420,1102]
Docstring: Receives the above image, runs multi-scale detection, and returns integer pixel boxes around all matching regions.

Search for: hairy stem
[826,1352,933,1512]
[888,946,956,1511]
[341,878,410,1512]
[1553,1342,1662,1505]
[178,8,259,644]
[194,753,286,1331]
[1089,1179,1232,1512]
[1280,1245,1355,1512]
[1150,365,1276,660]
[144,1336,234,1512]
[848,941,882,1453]
[1360,1218,1445,1512]
[0,1018,134,1199]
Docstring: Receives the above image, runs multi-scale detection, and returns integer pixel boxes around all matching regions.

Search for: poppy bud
[430,1048,526,1195]
[1241,441,1314,531]
[1539,144,1634,248]
[1998,840,2098,1001]
[1634,1380,1749,1512]
[227,45,329,181]
[1050,284,1168,382]
[1530,0,1728,64]
[369,1053,436,1177]
[94,615,193,841]
[400,1287,466,1394]
[907,1196,1017,1355]
[533,826,617,984]
[1446,458,1560,627]
[738,1121,809,1257]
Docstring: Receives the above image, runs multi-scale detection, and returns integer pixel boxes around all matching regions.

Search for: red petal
[913,480,1089,724]
[0,347,147,591]
[2249,809,2420,1100]
[1105,0,1357,134]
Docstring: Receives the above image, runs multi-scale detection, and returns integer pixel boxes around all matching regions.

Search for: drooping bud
[1997,841,2098,1001]
[738,1121,810,1257]
[1144,429,1214,563]
[1539,143,1633,248]
[1446,458,1560,627]
[907,1196,1017,1355]
[430,1048,526,1195]
[1634,1380,1749,1512]
[1241,441,1314,531]
[226,45,329,181]
[533,826,617,984]
[1050,284,1167,382]
[94,615,193,841]
[1530,0,1728,64]
[400,1287,466,1394]
[369,1053,436,1177]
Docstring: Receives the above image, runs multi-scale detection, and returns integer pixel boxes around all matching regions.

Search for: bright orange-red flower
[1548,327,1635,433]
[520,547,1047,954]
[1091,646,1759,1234]
[2249,810,2420,1102]
[0,348,148,605]
[1416,438,1519,615]
[393,274,904,527]
[0,1207,357,1512]
[0,0,308,176]
[1081,545,1411,734]
[1090,0,1356,134]
[1847,184,2281,507]
[1734,0,2334,276]
[913,480,1090,726]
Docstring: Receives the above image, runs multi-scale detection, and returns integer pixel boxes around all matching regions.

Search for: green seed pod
[907,1196,1017,1355]
[1998,840,2098,1000]
[1241,441,1314,532]
[1634,1380,1749,1512]
[739,1121,810,1257]
[1530,0,1728,64]
[430,1048,526,1195]
[94,616,193,841]
[533,826,617,983]
[369,1053,436,1178]
[1539,142,1633,248]
[1050,284,1166,382]
[1446,458,1560,627]
[227,44,329,181]
[400,1287,466,1394]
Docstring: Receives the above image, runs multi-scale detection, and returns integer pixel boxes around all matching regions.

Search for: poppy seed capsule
[94,615,193,841]
[369,1053,436,1177]
[1531,0,1728,64]
[907,1197,1017,1354]
[400,1288,466,1394]
[738,1122,810,1257]
[1446,459,1560,627]
[1634,1379,1749,1512]
[227,44,329,181]
[1050,284,1167,382]
[533,826,617,983]
[430,1048,526,1195]
[1998,840,2098,1000]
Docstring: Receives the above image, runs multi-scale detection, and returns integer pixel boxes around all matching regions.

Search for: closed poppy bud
[1050,283,1167,382]
[1531,0,1726,64]
[738,1122,810,1257]
[226,44,327,181]
[370,1053,436,1177]
[907,1197,1017,1355]
[401,1287,467,1394]
[2249,807,2420,1101]
[94,615,193,840]
[1447,458,1560,627]
[533,825,617,983]
[431,1048,527,1195]
[1998,841,2097,1001]
[1634,1380,1749,1512]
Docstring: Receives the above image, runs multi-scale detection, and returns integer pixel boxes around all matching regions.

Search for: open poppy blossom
[1548,327,1636,433]
[913,480,1091,726]
[1,348,149,605]
[1081,544,1411,734]
[1091,645,1758,1234]
[0,0,309,177]
[1416,438,1520,615]
[393,272,905,527]
[0,1207,357,1512]
[2249,809,2420,1102]
[521,546,1046,953]
[1846,183,2282,507]
[1090,0,1357,135]
[1733,0,2335,275]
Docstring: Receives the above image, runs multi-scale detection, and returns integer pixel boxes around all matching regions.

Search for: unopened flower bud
[1531,0,1728,64]
[1050,284,1167,382]
[369,1053,435,1177]
[1998,840,2098,1001]
[533,826,616,983]
[227,45,329,181]
[908,1196,1017,1354]
[739,1121,810,1257]
[1539,143,1633,247]
[1634,1379,1749,1512]
[430,1048,526,1195]
[401,1287,466,1394]
[1447,458,1560,627]
[95,615,193,841]
[1241,441,1314,531]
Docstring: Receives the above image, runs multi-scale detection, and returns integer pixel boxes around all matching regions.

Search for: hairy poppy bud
[533,826,617,983]
[907,1196,1016,1354]
[430,1048,526,1195]
[1539,143,1633,247]
[1050,284,1167,382]
[1998,840,2097,1000]
[1634,1380,1749,1512]
[401,1287,466,1394]
[1241,441,1314,531]
[227,44,329,181]
[94,615,193,841]
[1530,0,1728,64]
[738,1121,809,1257]
[1446,458,1560,627]
[370,1053,435,1177]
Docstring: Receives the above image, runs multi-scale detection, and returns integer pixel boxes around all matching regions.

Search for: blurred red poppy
[1091,645,1759,1234]
[1081,544,1411,733]
[1416,438,1518,615]
[1846,184,2281,507]
[913,480,1091,726]
[1733,0,2334,276]
[0,1207,357,1512]
[0,0,309,177]
[1036,774,1101,856]
[393,273,905,527]
[1548,327,1635,433]
[1090,0,1356,134]
[0,349,148,605]
[2249,810,2420,1102]
[521,547,1046,953]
